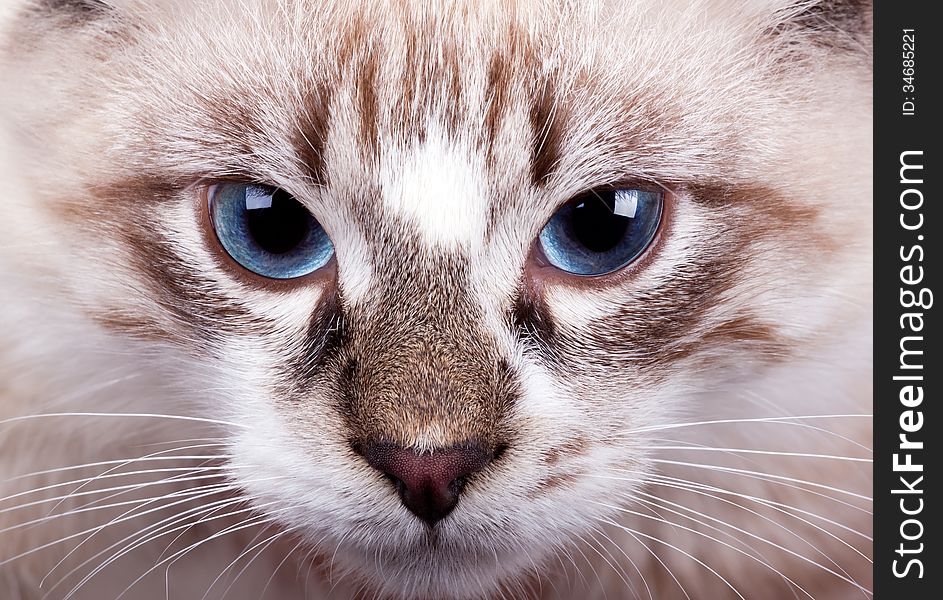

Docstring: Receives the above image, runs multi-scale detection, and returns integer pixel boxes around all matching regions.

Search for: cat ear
[34,0,114,20]
[784,0,872,51]
[41,0,112,11]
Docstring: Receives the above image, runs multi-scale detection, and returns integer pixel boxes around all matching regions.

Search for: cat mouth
[283,522,510,584]
[308,509,519,567]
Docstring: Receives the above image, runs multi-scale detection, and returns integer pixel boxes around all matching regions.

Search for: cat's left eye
[537,188,663,277]
[208,183,333,279]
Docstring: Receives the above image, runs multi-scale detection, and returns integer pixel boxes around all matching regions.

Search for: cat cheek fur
[1,0,871,598]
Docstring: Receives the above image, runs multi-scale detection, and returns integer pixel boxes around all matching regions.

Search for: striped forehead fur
[9,0,862,181]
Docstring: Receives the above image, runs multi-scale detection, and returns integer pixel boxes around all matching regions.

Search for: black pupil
[245,189,311,254]
[570,191,631,252]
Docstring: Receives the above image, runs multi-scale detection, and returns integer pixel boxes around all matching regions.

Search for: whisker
[62,467,235,516]
[627,484,870,584]
[733,392,873,452]
[630,492,869,595]
[3,454,236,485]
[0,472,232,532]
[260,536,305,600]
[616,484,871,598]
[43,474,287,588]
[637,433,871,463]
[41,446,232,525]
[569,531,607,598]
[62,500,282,600]
[583,527,641,599]
[3,483,240,570]
[650,459,872,503]
[596,515,746,600]
[196,523,275,600]
[588,526,651,600]
[215,527,289,600]
[596,501,816,599]
[627,463,872,520]
[325,529,355,595]
[641,446,871,462]
[135,437,230,450]
[616,414,872,436]
[616,524,692,600]
[0,412,249,430]
[641,471,873,541]
[41,490,259,593]
[155,494,258,564]
[597,468,871,551]
[0,465,232,510]
[108,508,292,600]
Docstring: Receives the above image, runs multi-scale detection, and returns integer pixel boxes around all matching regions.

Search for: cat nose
[358,442,493,527]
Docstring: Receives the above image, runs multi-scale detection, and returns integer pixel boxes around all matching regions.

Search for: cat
[0,0,872,599]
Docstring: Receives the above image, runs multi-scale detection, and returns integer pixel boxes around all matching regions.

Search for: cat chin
[322,538,545,600]
[263,495,586,600]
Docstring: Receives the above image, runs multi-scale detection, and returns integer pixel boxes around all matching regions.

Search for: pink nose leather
[360,443,493,527]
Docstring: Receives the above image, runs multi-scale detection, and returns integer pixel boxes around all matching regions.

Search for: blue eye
[209,183,333,279]
[538,188,663,276]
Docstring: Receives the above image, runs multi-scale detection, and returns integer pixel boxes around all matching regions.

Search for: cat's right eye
[208,183,334,279]
[537,187,663,277]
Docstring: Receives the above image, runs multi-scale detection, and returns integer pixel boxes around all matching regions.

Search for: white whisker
[215,527,289,600]
[596,468,873,548]
[107,507,293,600]
[616,414,872,436]
[196,524,275,600]
[0,465,231,510]
[41,443,232,522]
[589,526,651,600]
[583,527,641,599]
[0,412,249,430]
[3,484,239,571]
[642,471,873,541]
[650,459,872,503]
[616,524,692,600]
[260,537,305,600]
[642,446,871,462]
[41,490,258,593]
[0,472,232,533]
[3,454,236,484]
[61,500,282,600]
[597,515,746,600]
[569,531,607,598]
[595,501,817,599]
[629,486,870,586]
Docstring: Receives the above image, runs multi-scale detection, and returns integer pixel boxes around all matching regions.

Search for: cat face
[0,0,871,597]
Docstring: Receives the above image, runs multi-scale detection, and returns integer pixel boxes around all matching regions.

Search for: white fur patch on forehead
[378,121,488,250]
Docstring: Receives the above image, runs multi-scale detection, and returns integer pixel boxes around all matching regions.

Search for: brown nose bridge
[343,310,512,448]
